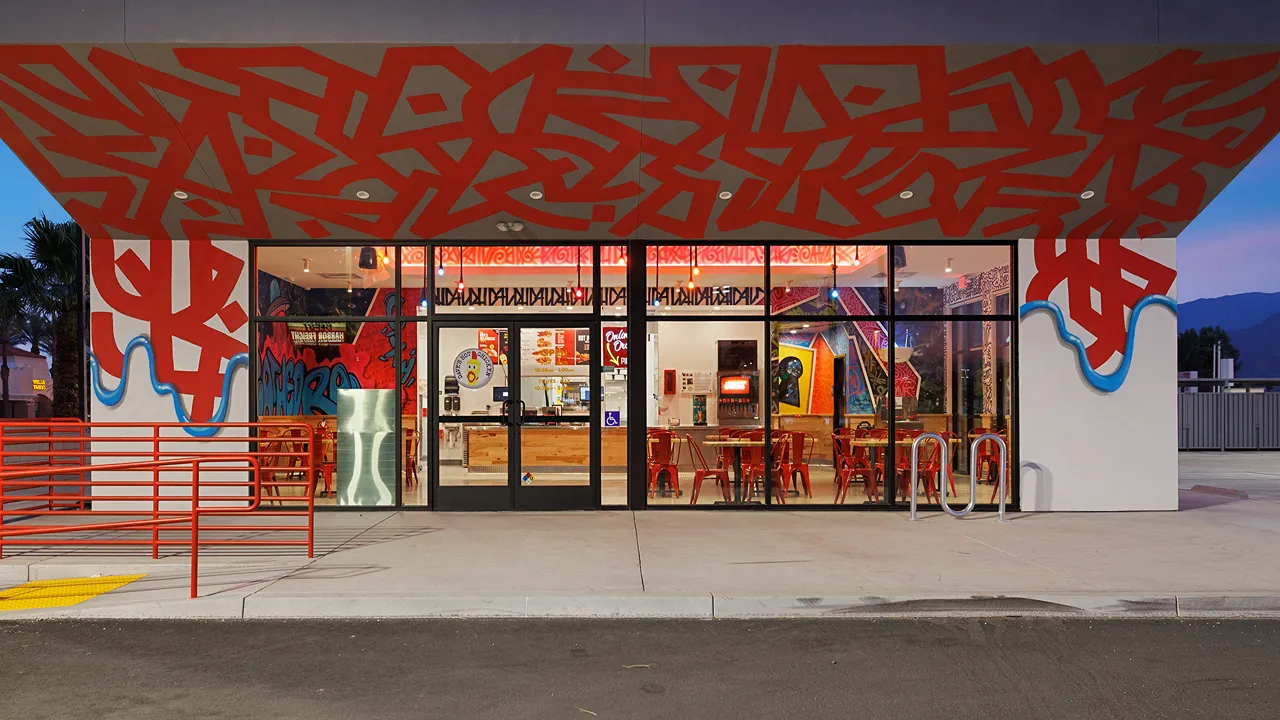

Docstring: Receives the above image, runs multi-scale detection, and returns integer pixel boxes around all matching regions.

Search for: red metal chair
[988,429,1010,503]
[969,427,999,485]
[646,430,682,498]
[403,428,420,490]
[687,435,730,504]
[778,430,815,498]
[910,435,946,505]
[833,432,873,503]
[313,424,336,498]
[744,434,790,503]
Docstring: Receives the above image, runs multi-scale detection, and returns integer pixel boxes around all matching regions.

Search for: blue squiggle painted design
[1019,294,1177,393]
[89,335,249,438]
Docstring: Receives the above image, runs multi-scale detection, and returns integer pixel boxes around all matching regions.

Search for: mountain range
[1178,291,1280,377]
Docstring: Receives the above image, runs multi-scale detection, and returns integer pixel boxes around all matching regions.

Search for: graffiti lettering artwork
[1,45,1276,242]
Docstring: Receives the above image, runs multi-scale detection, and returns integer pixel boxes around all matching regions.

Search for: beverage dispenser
[716,340,759,425]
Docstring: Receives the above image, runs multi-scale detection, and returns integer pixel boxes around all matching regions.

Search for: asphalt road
[0,619,1276,719]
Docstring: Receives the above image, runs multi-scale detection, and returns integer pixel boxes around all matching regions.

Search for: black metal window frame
[248,239,1019,512]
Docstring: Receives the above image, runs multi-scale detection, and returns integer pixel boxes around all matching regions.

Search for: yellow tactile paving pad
[0,574,147,612]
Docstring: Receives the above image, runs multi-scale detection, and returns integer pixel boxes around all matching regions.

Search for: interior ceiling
[2,43,1279,242]
[258,244,1006,288]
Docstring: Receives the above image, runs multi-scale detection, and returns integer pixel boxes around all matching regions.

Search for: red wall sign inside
[603,326,628,368]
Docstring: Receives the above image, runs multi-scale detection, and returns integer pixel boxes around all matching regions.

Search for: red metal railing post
[190,458,200,599]
[307,425,315,558]
[152,425,160,559]
[0,427,6,560]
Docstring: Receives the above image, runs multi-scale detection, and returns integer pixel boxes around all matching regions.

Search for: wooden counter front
[467,426,628,469]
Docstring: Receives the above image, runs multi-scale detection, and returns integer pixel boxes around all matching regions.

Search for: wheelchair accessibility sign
[604,411,621,427]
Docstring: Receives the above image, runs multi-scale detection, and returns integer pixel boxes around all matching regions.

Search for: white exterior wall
[88,239,251,511]
[1017,237,1178,512]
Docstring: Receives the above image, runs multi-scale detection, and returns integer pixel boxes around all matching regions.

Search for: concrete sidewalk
[3,453,1280,619]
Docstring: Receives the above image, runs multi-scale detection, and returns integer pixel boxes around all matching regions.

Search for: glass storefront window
[892,245,1011,315]
[894,320,1012,507]
[430,246,595,314]
[255,319,404,507]
[771,319,892,504]
[256,245,397,317]
[647,245,764,316]
[770,245,887,316]
[646,320,766,506]
[251,240,1015,511]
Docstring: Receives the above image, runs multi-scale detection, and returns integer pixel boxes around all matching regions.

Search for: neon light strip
[88,335,249,438]
[1019,295,1176,393]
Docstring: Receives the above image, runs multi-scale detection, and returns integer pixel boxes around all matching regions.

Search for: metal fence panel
[1179,392,1280,450]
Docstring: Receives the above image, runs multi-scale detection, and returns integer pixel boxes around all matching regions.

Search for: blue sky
[1,137,1277,301]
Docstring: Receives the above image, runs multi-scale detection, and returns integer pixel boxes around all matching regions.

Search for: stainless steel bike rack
[970,433,1011,523]
[908,433,949,521]
[910,432,1011,522]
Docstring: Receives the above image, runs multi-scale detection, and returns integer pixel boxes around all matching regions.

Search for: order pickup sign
[603,326,628,368]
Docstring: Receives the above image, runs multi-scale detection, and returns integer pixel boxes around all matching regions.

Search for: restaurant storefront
[5,1,1275,514]
[251,240,1015,510]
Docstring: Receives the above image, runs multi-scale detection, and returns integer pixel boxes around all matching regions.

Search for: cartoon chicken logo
[464,351,483,385]
[453,348,493,389]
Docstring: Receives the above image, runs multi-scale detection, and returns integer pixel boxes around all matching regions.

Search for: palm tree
[0,215,82,418]
[22,312,54,358]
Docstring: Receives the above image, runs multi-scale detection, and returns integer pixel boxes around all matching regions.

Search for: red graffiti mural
[1023,239,1176,370]
[0,44,1277,240]
[90,238,249,422]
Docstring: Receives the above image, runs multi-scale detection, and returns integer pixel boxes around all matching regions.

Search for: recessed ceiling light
[355,190,370,200]
[899,190,913,199]
[173,190,189,200]
[1080,190,1096,199]
[718,191,733,200]
[529,190,544,200]
[802,324,810,329]
[509,222,524,232]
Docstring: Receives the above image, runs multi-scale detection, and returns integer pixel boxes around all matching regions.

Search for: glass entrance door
[431,321,596,510]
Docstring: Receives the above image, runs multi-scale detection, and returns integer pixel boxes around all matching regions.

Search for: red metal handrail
[0,420,317,598]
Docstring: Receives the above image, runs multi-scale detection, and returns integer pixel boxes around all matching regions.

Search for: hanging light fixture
[420,250,429,308]
[853,246,860,267]
[686,245,696,290]
[652,247,662,307]
[302,258,311,273]
[692,245,701,276]
[620,247,628,266]
[346,280,353,294]
[829,246,839,300]
[785,280,792,294]
[456,246,465,292]
[381,245,393,266]
[436,248,446,277]
[945,257,953,273]
[574,247,585,302]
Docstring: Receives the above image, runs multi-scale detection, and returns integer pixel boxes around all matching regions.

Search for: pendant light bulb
[302,258,311,273]
[456,279,465,291]
[945,257,953,273]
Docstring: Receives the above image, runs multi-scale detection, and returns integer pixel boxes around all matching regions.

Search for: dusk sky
[1,137,1277,302]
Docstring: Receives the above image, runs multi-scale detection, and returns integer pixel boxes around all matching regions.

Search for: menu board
[602,326,628,368]
[521,328,590,375]
[477,328,509,366]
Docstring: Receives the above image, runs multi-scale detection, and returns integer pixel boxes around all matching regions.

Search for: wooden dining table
[701,438,766,503]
